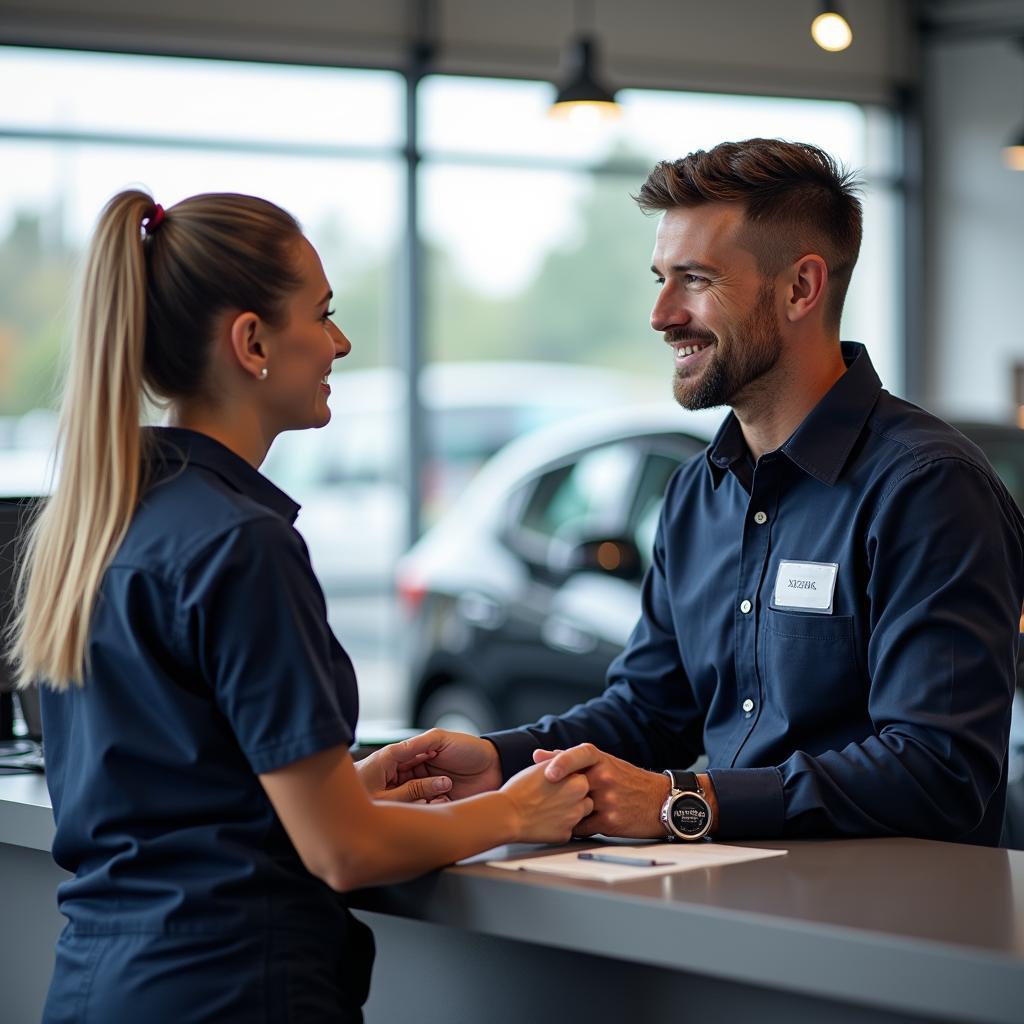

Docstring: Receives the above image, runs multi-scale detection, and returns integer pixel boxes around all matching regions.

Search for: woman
[11,190,591,1022]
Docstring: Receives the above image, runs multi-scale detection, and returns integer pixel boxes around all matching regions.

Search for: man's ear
[227,311,268,381]
[783,254,829,323]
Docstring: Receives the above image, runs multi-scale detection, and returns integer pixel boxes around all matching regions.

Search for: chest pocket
[760,607,864,734]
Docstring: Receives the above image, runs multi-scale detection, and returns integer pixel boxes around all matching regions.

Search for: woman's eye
[321,308,336,322]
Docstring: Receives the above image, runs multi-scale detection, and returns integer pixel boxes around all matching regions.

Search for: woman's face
[260,236,350,433]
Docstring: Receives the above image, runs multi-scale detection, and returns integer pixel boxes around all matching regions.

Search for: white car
[261,361,662,595]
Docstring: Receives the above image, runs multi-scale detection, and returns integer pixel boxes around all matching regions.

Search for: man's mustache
[665,328,717,345]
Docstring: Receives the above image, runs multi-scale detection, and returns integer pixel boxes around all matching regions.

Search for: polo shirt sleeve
[713,455,1024,841]
[175,514,356,774]
[486,475,706,780]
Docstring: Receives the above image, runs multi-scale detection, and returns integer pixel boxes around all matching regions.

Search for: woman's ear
[227,311,268,381]
[783,254,829,323]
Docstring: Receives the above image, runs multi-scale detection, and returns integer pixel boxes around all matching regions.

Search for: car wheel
[417,684,499,736]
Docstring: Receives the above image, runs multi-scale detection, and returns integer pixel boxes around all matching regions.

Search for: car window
[519,442,638,542]
[629,452,686,566]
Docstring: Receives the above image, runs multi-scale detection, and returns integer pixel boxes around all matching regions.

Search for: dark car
[396,405,726,733]
[398,408,1024,737]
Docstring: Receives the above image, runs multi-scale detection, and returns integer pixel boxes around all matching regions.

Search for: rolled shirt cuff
[707,766,785,840]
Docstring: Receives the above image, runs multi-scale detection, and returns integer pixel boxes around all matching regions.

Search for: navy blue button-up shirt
[489,344,1024,845]
[42,428,360,937]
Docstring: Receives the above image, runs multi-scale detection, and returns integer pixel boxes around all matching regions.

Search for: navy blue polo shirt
[489,344,1024,845]
[42,427,359,938]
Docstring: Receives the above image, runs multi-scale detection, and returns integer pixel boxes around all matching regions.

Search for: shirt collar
[145,427,301,524]
[705,342,882,489]
[705,414,749,489]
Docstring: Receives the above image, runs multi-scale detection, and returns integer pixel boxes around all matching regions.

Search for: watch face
[670,794,710,838]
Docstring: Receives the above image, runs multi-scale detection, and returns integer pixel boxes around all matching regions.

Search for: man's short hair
[635,138,863,329]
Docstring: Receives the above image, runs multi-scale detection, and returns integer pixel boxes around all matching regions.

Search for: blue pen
[577,851,671,867]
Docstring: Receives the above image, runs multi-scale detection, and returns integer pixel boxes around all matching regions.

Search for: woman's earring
[259,367,268,380]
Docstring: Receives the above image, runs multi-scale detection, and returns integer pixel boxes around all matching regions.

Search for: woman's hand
[387,729,504,799]
[499,761,593,844]
[355,739,453,803]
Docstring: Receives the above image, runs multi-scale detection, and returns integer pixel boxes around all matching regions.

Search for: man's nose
[650,287,689,334]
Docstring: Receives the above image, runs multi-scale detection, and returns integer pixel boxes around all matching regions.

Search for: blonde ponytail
[11,190,153,690]
[10,189,302,690]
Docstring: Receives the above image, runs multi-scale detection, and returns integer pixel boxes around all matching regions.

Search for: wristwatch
[659,770,713,841]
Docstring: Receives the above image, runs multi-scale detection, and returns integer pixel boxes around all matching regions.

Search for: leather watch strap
[665,769,702,795]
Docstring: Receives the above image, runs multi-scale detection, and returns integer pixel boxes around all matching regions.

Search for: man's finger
[542,743,603,781]
[531,748,563,764]
[378,775,452,803]
[388,727,456,765]
[387,732,443,766]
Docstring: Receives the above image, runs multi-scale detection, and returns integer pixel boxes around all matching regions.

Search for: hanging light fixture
[550,0,620,121]
[1004,39,1024,171]
[811,2,853,53]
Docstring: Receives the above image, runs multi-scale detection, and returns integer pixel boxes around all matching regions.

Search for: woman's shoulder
[117,463,298,580]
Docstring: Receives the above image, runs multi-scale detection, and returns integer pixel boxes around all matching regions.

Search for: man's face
[649,203,783,411]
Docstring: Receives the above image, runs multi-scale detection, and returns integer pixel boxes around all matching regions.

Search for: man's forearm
[487,683,703,782]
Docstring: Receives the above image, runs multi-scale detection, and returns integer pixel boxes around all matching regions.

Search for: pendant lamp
[550,0,620,120]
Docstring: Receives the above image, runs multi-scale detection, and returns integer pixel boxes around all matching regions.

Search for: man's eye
[684,275,708,286]
[653,277,665,286]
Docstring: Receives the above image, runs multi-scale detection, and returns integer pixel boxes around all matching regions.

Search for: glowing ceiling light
[811,5,853,53]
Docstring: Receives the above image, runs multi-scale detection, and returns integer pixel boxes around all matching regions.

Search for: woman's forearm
[322,792,519,892]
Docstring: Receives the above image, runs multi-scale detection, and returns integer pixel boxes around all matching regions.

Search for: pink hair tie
[143,204,165,236]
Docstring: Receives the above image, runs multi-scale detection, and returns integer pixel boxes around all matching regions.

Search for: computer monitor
[0,497,42,742]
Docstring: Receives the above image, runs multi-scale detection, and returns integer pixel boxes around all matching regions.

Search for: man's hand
[355,739,453,803]
[533,744,671,838]
[386,729,504,800]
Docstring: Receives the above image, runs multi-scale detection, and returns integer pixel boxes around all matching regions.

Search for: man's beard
[672,280,782,411]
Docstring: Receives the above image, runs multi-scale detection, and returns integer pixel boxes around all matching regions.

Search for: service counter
[3,775,1023,1024]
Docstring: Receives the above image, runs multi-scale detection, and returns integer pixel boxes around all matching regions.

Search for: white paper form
[487,843,787,883]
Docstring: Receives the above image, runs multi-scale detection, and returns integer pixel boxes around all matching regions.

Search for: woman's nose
[332,323,352,358]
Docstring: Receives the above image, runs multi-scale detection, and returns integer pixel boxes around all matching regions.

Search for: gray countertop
[0,774,55,853]
[351,837,1024,1023]
[5,775,1024,1023]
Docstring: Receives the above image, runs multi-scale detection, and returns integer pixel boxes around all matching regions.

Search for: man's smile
[668,338,714,369]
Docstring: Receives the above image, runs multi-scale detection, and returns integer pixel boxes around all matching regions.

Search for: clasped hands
[359,729,672,838]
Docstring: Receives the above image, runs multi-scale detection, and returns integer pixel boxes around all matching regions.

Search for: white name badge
[771,560,839,614]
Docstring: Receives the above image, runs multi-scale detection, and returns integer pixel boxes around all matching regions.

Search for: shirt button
[739,599,752,614]
[742,698,755,714]
[753,511,768,525]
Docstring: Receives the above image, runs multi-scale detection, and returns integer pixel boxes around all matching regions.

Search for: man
[401,138,1024,845]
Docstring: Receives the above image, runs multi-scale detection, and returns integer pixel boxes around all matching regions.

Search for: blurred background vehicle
[262,361,660,595]
[398,413,1024,737]
[396,404,725,733]
[261,361,662,721]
